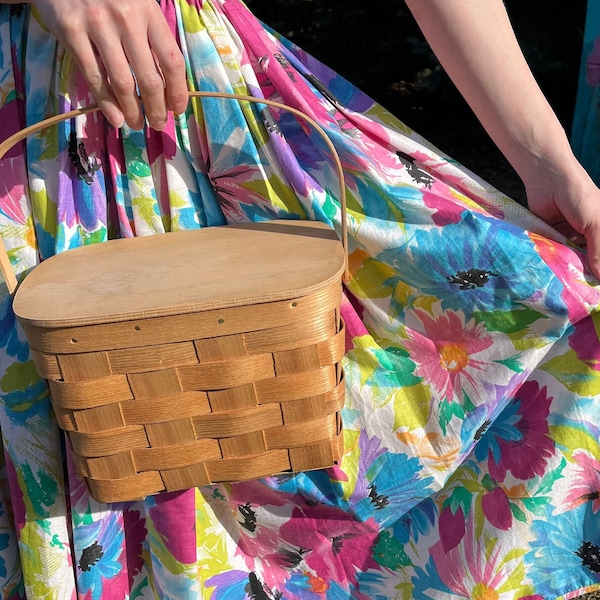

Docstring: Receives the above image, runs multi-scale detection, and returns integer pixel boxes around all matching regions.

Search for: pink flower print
[66,442,95,515]
[532,233,600,322]
[234,502,289,586]
[341,289,370,342]
[403,309,495,403]
[3,452,25,533]
[482,487,513,531]
[278,504,380,588]
[0,102,24,160]
[0,159,29,226]
[426,514,530,599]
[229,483,297,588]
[438,505,466,553]
[123,509,147,589]
[148,490,197,564]
[569,316,600,369]
[422,184,465,226]
[483,381,554,483]
[230,493,380,595]
[563,451,600,513]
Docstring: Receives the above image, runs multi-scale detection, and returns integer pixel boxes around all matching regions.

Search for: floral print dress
[2,1,600,598]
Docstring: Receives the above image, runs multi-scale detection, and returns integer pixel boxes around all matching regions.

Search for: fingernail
[109,112,125,129]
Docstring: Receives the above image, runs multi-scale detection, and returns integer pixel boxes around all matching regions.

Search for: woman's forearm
[404,0,575,185]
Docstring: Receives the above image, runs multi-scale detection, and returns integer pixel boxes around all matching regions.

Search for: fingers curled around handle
[583,222,600,282]
[147,14,188,117]
[42,0,187,131]
[62,34,127,129]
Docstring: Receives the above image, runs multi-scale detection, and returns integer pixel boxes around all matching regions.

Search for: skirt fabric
[1,1,600,598]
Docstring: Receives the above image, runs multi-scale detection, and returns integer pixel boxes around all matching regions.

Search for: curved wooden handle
[0,91,349,295]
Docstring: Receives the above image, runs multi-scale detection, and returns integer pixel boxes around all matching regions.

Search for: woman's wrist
[502,118,579,189]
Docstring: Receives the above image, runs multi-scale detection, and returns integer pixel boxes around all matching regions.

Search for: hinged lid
[13,220,346,328]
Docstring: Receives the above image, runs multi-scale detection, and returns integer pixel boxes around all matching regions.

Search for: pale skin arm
[405,0,600,279]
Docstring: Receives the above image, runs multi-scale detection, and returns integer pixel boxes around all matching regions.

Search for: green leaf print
[321,192,338,221]
[385,346,421,386]
[536,457,566,495]
[472,305,547,335]
[346,336,398,390]
[499,562,537,599]
[351,257,398,299]
[462,390,476,413]
[0,361,47,411]
[442,485,472,516]
[132,195,162,229]
[30,570,56,600]
[72,505,94,527]
[438,400,465,435]
[494,355,524,373]
[542,349,600,396]
[29,189,58,236]
[245,173,307,217]
[393,383,431,431]
[550,424,600,461]
[481,473,495,492]
[509,501,527,523]
[178,0,207,33]
[520,496,549,516]
[396,582,415,600]
[81,227,107,246]
[339,430,361,500]
[130,578,150,600]
[123,135,152,178]
[0,360,39,393]
[20,463,59,519]
[372,530,412,569]
[36,126,60,163]
[344,188,367,225]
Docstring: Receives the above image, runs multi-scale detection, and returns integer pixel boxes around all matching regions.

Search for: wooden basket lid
[13,220,346,328]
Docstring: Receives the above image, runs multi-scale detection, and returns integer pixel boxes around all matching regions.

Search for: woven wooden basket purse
[0,92,349,503]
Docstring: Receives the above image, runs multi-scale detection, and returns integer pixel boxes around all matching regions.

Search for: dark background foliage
[246,0,588,203]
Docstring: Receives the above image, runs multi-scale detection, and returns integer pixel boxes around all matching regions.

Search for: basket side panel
[37,288,346,502]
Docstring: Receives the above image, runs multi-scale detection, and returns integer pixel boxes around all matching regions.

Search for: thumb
[583,221,600,282]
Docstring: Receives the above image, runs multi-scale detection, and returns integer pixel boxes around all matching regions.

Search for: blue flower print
[380,215,561,318]
[0,298,30,362]
[350,447,434,528]
[526,503,600,597]
[73,513,124,600]
[473,397,523,467]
